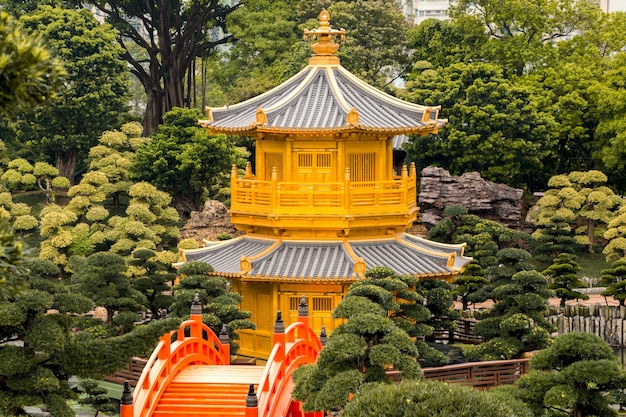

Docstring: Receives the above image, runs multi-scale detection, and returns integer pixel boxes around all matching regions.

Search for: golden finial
[304,10,345,64]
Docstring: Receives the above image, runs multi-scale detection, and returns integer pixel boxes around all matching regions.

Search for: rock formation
[419,166,524,227]
[181,200,243,244]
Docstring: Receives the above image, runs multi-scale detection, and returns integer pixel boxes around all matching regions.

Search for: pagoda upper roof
[199,11,445,137]
[200,67,444,136]
[179,233,471,282]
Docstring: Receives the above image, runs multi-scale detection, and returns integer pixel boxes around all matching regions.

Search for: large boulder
[181,200,243,243]
[419,166,524,227]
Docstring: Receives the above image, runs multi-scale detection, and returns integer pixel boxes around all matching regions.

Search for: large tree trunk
[56,149,78,185]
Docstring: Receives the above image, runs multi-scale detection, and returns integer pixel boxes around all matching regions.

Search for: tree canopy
[0,11,66,117]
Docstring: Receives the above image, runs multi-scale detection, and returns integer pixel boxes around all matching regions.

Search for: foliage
[341,379,532,417]
[533,170,622,254]
[1,158,70,203]
[15,7,130,182]
[130,107,247,216]
[449,0,601,76]
[0,191,38,232]
[516,332,626,417]
[427,204,530,268]
[0,219,29,300]
[603,204,626,263]
[127,248,176,318]
[462,249,553,360]
[0,11,66,117]
[453,260,488,310]
[170,260,255,353]
[542,253,587,307]
[70,252,147,328]
[292,267,424,413]
[407,18,487,70]
[403,62,558,190]
[77,379,115,417]
[600,258,626,306]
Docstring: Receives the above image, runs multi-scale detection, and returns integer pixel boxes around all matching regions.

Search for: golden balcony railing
[229,163,418,218]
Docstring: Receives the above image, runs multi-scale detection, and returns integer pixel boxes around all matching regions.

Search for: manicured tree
[516,332,626,417]
[416,278,460,343]
[569,170,623,253]
[0,219,29,300]
[292,267,423,414]
[428,204,531,268]
[0,255,94,417]
[0,192,38,232]
[362,267,445,364]
[38,171,111,270]
[70,252,147,330]
[532,213,581,262]
[453,260,488,310]
[542,253,587,307]
[1,159,71,203]
[89,122,147,207]
[0,11,66,117]
[462,249,553,360]
[534,171,622,254]
[603,205,626,263]
[342,379,532,417]
[77,379,115,417]
[170,261,255,353]
[103,182,180,255]
[127,248,175,319]
[0,248,179,416]
[600,258,626,306]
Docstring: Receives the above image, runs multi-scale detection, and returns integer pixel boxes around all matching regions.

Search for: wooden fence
[422,358,530,389]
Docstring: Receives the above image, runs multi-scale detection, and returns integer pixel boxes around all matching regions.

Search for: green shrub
[342,379,532,417]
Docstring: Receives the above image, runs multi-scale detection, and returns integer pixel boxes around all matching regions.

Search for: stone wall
[460,304,626,346]
[546,304,626,347]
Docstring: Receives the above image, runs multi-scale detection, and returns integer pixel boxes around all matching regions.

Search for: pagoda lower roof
[179,233,471,282]
[199,64,446,136]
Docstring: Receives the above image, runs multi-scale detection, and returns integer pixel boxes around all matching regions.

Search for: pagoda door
[296,152,333,184]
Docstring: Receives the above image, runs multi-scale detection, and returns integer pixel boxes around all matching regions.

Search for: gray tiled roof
[183,237,275,274]
[181,234,470,281]
[392,134,409,151]
[201,66,445,135]
[250,241,356,281]
[350,239,453,276]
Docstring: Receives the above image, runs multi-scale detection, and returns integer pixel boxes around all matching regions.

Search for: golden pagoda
[183,10,471,358]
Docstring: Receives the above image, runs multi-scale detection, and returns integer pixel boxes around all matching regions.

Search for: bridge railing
[121,296,231,417]
[257,299,323,417]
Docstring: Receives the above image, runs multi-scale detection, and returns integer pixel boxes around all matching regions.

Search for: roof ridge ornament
[304,10,345,65]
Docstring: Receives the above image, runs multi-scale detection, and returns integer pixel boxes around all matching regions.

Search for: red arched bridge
[120,295,323,417]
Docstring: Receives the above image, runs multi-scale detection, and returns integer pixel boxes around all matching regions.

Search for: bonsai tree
[292,267,423,414]
[342,379,532,417]
[461,249,553,360]
[170,260,255,353]
[600,258,626,306]
[452,260,488,310]
[542,252,588,307]
[516,332,626,417]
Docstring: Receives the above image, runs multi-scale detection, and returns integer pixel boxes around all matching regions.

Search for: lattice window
[317,153,331,167]
[312,297,333,312]
[298,153,313,167]
[265,153,283,181]
[349,153,376,182]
